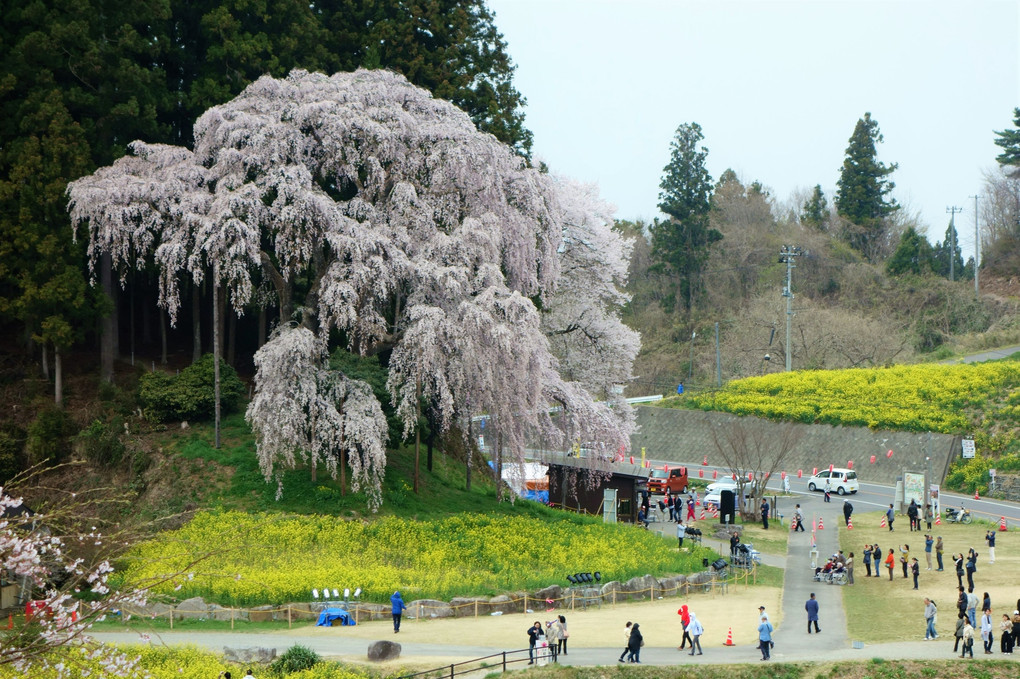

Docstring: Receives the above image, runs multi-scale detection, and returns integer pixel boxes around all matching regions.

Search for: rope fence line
[109,564,758,630]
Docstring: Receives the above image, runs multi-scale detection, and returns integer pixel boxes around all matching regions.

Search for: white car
[703,481,740,508]
[806,468,859,495]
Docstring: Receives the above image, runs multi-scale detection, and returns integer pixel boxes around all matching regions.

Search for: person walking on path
[924,535,933,570]
[758,605,770,624]
[924,598,938,640]
[981,609,994,654]
[758,616,774,660]
[842,499,853,527]
[935,536,944,571]
[863,545,873,577]
[618,621,633,662]
[954,613,966,653]
[885,548,895,580]
[985,531,996,564]
[805,593,820,633]
[390,591,408,633]
[962,618,976,658]
[686,612,704,655]
[677,605,693,651]
[760,498,770,530]
[676,519,687,549]
[794,504,805,532]
[686,495,696,522]
[626,622,643,663]
[557,615,568,655]
[910,558,920,589]
[886,504,895,531]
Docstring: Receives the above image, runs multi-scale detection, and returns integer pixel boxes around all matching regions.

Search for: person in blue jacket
[391,591,408,633]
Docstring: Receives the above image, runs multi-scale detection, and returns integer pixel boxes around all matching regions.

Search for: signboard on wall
[903,472,925,507]
[962,438,976,459]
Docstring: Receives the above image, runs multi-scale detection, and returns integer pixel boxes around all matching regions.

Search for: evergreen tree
[932,220,965,280]
[835,113,899,256]
[801,184,828,229]
[993,107,1020,174]
[651,122,721,315]
[886,227,935,276]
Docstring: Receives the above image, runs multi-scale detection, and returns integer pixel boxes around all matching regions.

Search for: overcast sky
[488,0,1019,260]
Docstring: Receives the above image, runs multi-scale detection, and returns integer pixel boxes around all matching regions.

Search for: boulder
[624,574,659,600]
[248,605,275,623]
[449,597,489,617]
[208,604,238,622]
[408,599,453,619]
[487,594,516,614]
[367,640,402,662]
[222,647,277,664]
[534,584,562,605]
[174,597,209,620]
[687,571,714,585]
[599,581,623,604]
[657,575,687,596]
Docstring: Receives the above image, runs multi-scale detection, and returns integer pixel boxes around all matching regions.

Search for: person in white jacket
[686,612,704,655]
[981,608,994,654]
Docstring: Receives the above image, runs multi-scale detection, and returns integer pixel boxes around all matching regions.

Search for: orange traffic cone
[724,627,734,646]
[817,517,824,530]
[975,490,980,500]
[880,516,887,528]
[700,506,706,521]
[847,518,853,530]
[935,514,941,526]
[1000,516,1007,531]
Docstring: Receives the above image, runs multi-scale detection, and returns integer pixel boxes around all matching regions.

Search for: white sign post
[962,438,976,459]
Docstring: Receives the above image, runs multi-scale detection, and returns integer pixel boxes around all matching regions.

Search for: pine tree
[993,107,1020,174]
[651,122,721,315]
[932,220,965,280]
[887,227,934,276]
[835,113,899,256]
[801,185,828,229]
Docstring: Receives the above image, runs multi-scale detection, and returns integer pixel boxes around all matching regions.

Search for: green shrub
[271,644,320,674]
[76,419,126,467]
[0,423,27,483]
[139,354,245,423]
[26,407,74,465]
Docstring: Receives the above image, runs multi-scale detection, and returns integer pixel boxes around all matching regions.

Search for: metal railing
[397,647,552,679]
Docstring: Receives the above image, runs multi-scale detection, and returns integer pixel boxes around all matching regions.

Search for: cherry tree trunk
[54,347,63,408]
[213,279,221,450]
[100,252,115,382]
[191,282,202,363]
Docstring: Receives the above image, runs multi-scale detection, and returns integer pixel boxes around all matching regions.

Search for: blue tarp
[316,608,356,626]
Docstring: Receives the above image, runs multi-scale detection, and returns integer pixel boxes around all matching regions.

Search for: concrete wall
[630,406,959,487]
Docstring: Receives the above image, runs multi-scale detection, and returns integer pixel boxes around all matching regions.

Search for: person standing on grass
[935,536,944,571]
[924,534,933,570]
[910,557,920,589]
[966,548,978,593]
[908,499,919,531]
[846,552,855,585]
[872,542,882,577]
[885,548,895,580]
[887,504,895,531]
[390,591,407,633]
[967,591,978,628]
[923,504,933,530]
[954,553,965,588]
[863,545,873,577]
[805,592,820,633]
[677,519,687,549]
[985,531,996,564]
[760,498,770,530]
[900,544,910,578]
[758,615,774,660]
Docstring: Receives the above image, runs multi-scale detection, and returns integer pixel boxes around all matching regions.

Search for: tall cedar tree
[652,122,721,316]
[993,107,1020,175]
[932,220,965,280]
[801,184,828,229]
[835,112,899,256]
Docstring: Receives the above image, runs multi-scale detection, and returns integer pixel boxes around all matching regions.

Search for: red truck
[646,466,689,494]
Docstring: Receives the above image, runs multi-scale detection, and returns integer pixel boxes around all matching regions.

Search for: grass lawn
[839,511,1016,643]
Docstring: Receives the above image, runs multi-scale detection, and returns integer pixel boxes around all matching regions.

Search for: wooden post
[523,594,528,613]
[288,606,292,629]
[354,606,359,625]
[474,601,478,617]
[571,590,575,611]
[230,607,234,630]
[169,610,173,630]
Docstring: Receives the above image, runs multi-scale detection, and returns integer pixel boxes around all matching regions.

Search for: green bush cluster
[271,645,321,675]
[0,423,27,483]
[139,354,245,423]
[76,418,126,467]
[26,406,74,465]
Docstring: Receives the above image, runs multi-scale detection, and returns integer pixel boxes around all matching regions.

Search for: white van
[806,468,859,495]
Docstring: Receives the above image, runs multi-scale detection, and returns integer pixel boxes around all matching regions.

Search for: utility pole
[946,206,963,281]
[969,195,979,294]
[778,245,803,372]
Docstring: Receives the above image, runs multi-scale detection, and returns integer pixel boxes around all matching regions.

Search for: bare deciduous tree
[710,417,803,519]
